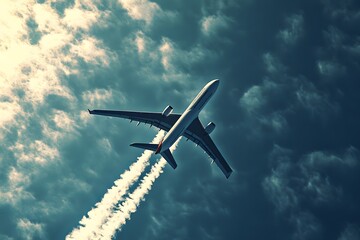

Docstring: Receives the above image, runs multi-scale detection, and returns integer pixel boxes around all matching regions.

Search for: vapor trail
[66,131,165,240]
[97,138,181,240]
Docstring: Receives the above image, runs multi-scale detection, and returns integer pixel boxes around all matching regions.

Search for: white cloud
[0,100,21,130]
[53,110,76,132]
[239,77,290,135]
[201,15,228,36]
[259,112,288,133]
[240,80,277,113]
[295,80,339,115]
[278,14,304,45]
[301,147,358,169]
[240,85,264,112]
[70,37,111,66]
[17,218,45,240]
[317,60,346,78]
[262,145,298,212]
[118,0,161,24]
[63,6,101,30]
[82,88,115,106]
[11,140,60,164]
[0,1,115,237]
[8,167,29,186]
[97,138,112,154]
[135,32,146,53]
[159,38,173,70]
[263,173,298,212]
[303,172,342,203]
[263,52,286,74]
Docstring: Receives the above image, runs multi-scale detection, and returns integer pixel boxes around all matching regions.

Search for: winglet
[88,109,92,114]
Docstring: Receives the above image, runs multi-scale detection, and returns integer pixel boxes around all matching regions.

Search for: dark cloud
[263,145,360,239]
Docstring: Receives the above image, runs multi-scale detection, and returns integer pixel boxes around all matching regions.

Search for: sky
[1,0,360,239]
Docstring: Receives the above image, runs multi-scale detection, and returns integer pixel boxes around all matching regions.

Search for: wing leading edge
[88,109,181,132]
[183,118,233,178]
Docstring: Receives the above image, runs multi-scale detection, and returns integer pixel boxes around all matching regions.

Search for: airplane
[88,79,233,178]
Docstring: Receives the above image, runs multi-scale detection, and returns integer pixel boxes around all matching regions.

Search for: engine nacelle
[162,105,173,117]
[205,122,216,134]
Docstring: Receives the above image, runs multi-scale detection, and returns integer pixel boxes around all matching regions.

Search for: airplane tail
[160,149,177,169]
[130,143,177,169]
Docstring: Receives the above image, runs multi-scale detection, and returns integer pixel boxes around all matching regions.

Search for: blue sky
[1,0,360,239]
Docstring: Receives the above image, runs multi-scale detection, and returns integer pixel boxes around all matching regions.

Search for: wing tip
[225,170,233,179]
[88,109,92,114]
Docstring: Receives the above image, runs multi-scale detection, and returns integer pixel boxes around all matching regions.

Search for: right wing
[88,109,181,132]
[182,118,233,178]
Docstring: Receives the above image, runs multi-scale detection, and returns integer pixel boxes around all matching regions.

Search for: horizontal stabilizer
[160,149,177,169]
[130,143,158,151]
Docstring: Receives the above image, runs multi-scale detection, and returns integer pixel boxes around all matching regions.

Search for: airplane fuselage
[158,79,219,153]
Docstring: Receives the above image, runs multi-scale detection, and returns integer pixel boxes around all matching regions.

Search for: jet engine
[162,105,173,117]
[205,122,216,134]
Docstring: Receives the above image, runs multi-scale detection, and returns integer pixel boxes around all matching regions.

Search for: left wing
[88,109,181,132]
[182,118,233,178]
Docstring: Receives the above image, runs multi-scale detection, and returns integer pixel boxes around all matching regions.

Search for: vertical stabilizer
[160,150,177,169]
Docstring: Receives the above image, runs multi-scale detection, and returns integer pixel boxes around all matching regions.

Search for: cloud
[338,224,360,240]
[82,89,114,106]
[240,50,340,138]
[135,31,146,53]
[240,79,279,113]
[278,14,304,45]
[239,76,291,136]
[291,212,321,240]
[263,145,359,238]
[0,101,21,131]
[117,0,161,25]
[317,60,346,79]
[159,38,173,70]
[17,218,45,240]
[301,147,358,169]
[63,4,102,30]
[295,80,339,115]
[10,140,59,164]
[0,1,116,239]
[323,26,345,48]
[1,0,358,239]
[201,15,228,36]
[263,52,286,74]
[240,85,265,112]
[262,145,298,212]
[321,0,360,22]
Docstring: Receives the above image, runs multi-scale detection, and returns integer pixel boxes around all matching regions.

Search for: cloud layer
[1,0,360,239]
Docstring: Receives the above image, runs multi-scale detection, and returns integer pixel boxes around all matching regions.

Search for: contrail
[66,131,165,240]
[97,138,181,240]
